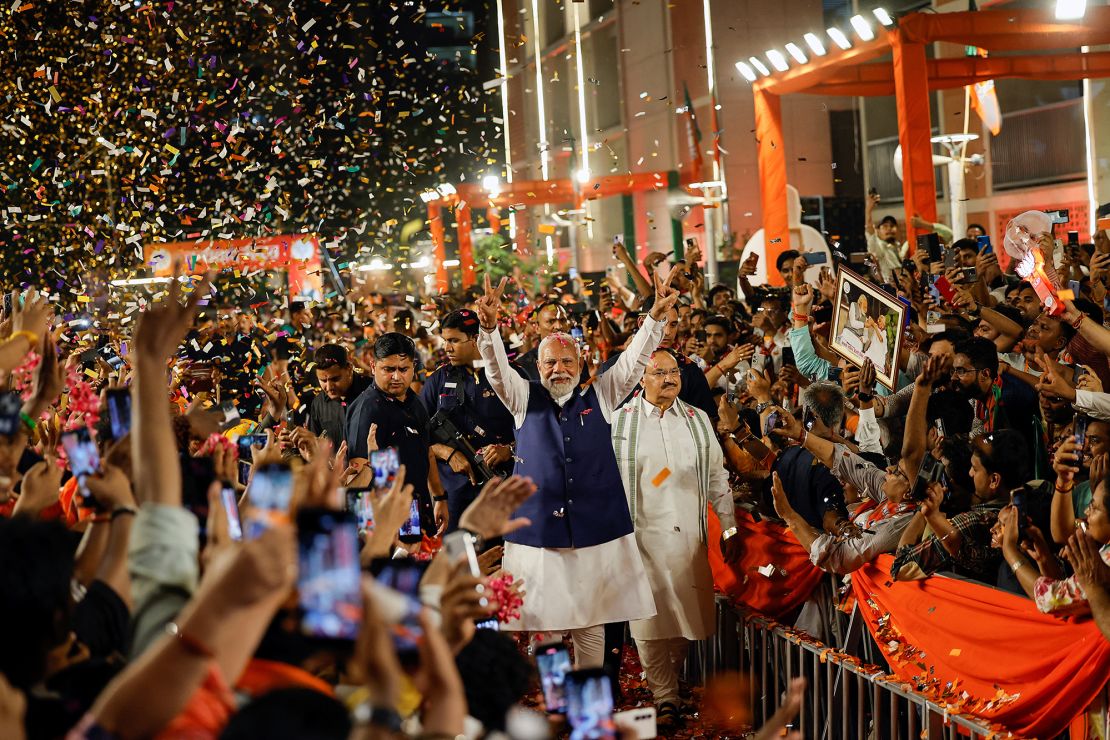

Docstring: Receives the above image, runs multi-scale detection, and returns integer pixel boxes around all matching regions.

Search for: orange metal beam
[754,88,789,286]
[753,31,892,98]
[891,32,938,247]
[898,6,1110,52]
[803,50,1110,97]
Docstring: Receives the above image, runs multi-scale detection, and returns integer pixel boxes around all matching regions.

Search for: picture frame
[829,266,907,390]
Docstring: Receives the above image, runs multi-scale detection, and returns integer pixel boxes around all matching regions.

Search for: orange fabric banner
[753,88,789,286]
[708,510,825,619]
[852,555,1110,738]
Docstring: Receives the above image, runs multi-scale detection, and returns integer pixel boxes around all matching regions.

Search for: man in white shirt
[473,271,679,669]
[610,349,740,723]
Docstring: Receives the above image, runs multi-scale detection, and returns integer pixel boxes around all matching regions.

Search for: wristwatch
[755,401,772,414]
[432,494,448,502]
[857,391,873,402]
[459,527,486,552]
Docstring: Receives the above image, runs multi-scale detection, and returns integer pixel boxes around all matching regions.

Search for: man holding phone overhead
[473,269,681,669]
[345,332,449,537]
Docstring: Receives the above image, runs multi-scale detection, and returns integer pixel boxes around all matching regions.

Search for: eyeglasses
[951,366,976,377]
[646,369,682,379]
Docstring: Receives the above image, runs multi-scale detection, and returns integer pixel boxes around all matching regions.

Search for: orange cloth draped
[708,510,824,618]
[852,555,1110,738]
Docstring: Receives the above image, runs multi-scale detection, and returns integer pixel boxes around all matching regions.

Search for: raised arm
[595,267,678,414]
[901,355,949,477]
[132,271,209,507]
[475,274,529,423]
[612,239,653,298]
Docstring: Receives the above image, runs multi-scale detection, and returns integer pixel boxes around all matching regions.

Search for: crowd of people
[2,201,1110,739]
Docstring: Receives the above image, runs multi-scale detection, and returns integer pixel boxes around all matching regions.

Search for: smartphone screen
[803,251,828,266]
[1068,230,1080,246]
[565,669,618,740]
[828,366,843,383]
[62,428,100,499]
[376,560,426,658]
[105,388,132,440]
[398,498,422,540]
[370,447,400,490]
[570,326,585,342]
[296,509,363,642]
[1075,416,1090,463]
[0,392,22,437]
[246,463,293,538]
[221,484,243,542]
[977,235,992,255]
[344,487,375,535]
[237,433,268,463]
[536,642,573,713]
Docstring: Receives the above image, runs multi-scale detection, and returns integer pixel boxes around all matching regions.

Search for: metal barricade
[707,598,1000,740]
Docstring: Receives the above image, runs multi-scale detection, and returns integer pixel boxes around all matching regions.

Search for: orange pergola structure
[755,6,1110,285]
[424,171,686,292]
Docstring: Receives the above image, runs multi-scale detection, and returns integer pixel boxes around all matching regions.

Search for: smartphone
[376,560,427,661]
[762,410,782,436]
[565,668,618,740]
[99,345,125,370]
[934,275,956,302]
[105,388,132,440]
[958,267,978,284]
[398,498,423,541]
[246,463,293,538]
[934,418,946,440]
[444,529,482,578]
[1073,364,1087,385]
[781,346,795,367]
[536,641,573,714]
[370,447,400,490]
[0,392,22,437]
[803,251,828,266]
[1068,230,1080,246]
[62,428,101,499]
[1075,415,1090,464]
[221,484,243,542]
[977,235,993,255]
[907,453,946,502]
[296,508,363,643]
[828,366,843,383]
[1068,279,1082,299]
[237,433,268,463]
[344,487,375,535]
[570,326,585,342]
[917,232,942,263]
[944,248,958,269]
[896,296,912,329]
[802,407,816,431]
[1050,209,1070,225]
[1011,487,1028,542]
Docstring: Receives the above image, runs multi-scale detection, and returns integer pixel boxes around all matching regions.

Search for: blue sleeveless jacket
[506,382,633,548]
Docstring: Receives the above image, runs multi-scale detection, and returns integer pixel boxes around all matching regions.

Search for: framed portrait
[829,267,907,390]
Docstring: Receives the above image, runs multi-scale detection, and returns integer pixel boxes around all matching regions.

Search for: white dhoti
[502,533,656,633]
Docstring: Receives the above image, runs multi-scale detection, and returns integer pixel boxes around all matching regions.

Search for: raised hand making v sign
[476,272,508,332]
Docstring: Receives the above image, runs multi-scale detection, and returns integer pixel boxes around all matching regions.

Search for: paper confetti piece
[651,467,671,486]
[949,648,962,657]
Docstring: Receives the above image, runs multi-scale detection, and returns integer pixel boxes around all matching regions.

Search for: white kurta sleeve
[707,436,737,531]
[1075,390,1110,422]
[595,315,666,421]
[478,326,530,428]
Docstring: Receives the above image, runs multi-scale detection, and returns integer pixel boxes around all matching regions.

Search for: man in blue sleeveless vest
[474,270,681,668]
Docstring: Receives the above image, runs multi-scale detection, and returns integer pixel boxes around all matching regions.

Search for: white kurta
[478,320,665,632]
[622,396,737,642]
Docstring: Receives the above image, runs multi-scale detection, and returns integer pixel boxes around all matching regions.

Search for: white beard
[541,374,577,399]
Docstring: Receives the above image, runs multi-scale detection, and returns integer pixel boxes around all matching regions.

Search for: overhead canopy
[753,6,1110,285]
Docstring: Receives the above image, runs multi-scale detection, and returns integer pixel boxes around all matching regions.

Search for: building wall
[497,0,838,276]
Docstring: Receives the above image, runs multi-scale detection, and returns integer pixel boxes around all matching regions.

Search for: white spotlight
[766,49,789,72]
[873,7,894,26]
[849,15,875,41]
[785,43,808,64]
[575,168,590,184]
[748,56,771,76]
[803,33,827,57]
[1055,0,1086,20]
[735,61,758,82]
[827,27,852,50]
[482,175,501,194]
